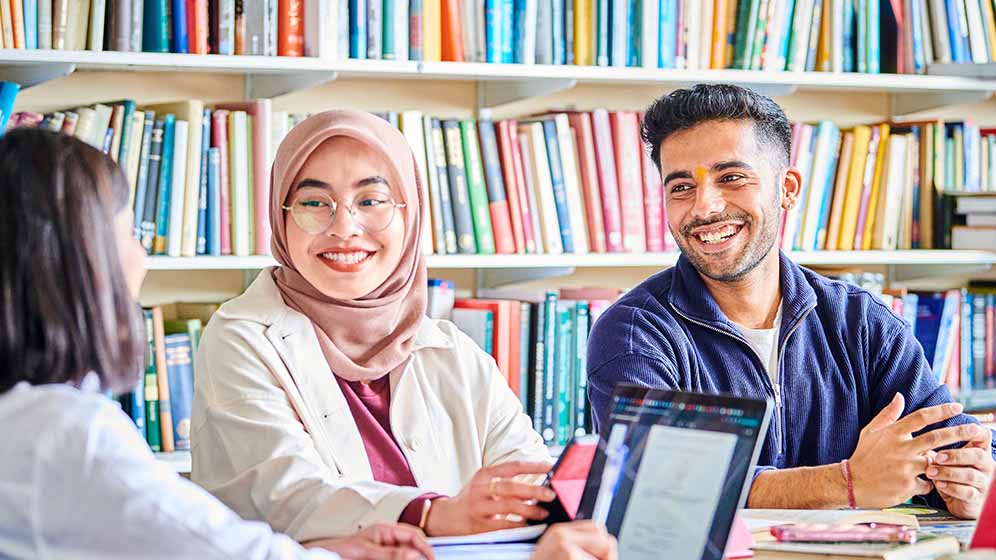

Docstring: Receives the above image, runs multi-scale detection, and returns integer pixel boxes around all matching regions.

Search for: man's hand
[532,521,617,560]
[304,523,434,560]
[849,394,983,509]
[926,424,995,519]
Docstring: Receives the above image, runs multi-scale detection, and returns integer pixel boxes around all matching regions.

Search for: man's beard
[672,199,781,283]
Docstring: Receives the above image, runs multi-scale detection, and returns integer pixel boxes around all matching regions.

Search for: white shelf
[2,50,994,111]
[154,451,191,474]
[145,250,996,270]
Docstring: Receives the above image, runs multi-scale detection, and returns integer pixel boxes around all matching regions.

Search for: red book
[590,109,624,252]
[192,0,209,53]
[441,0,464,61]
[152,307,175,453]
[216,100,273,255]
[211,110,232,256]
[512,126,539,254]
[278,0,304,56]
[454,299,518,395]
[479,120,515,254]
[567,112,607,253]
[610,111,646,253]
[496,120,526,253]
[640,117,664,253]
[986,299,994,379]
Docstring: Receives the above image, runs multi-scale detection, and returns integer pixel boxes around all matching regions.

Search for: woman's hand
[304,522,435,560]
[532,521,617,560]
[423,460,555,536]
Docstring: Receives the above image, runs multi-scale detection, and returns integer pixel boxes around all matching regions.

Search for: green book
[733,0,760,69]
[555,301,575,446]
[459,120,496,254]
[749,0,770,70]
[573,301,590,437]
[143,310,161,452]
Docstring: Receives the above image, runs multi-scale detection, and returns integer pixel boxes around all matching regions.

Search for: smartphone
[529,435,599,525]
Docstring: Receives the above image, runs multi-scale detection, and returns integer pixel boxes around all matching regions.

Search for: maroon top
[334,375,439,525]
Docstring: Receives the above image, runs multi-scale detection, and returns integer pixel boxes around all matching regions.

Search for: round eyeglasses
[282,191,406,235]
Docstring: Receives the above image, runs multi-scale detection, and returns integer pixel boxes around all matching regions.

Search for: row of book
[118,304,211,452]
[344,0,996,72]
[780,119,996,253]
[950,193,996,250]
[0,0,325,55]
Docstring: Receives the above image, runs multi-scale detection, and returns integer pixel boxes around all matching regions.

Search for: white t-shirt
[732,303,783,390]
[0,380,338,560]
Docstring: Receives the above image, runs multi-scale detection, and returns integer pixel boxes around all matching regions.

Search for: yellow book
[861,124,890,250]
[824,131,854,250]
[423,0,442,62]
[954,125,965,190]
[816,0,831,71]
[574,0,592,66]
[983,0,996,60]
[920,122,935,249]
[712,0,729,68]
[836,125,872,250]
[143,101,205,258]
[126,110,145,210]
[725,0,737,67]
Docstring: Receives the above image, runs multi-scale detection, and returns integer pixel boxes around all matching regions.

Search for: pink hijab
[270,110,427,382]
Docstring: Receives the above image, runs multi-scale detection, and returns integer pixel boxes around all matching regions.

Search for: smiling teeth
[321,251,371,264]
[697,225,739,244]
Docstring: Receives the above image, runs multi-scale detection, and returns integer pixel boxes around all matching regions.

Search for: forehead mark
[693,167,708,182]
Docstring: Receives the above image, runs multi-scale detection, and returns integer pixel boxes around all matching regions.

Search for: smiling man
[586,84,995,517]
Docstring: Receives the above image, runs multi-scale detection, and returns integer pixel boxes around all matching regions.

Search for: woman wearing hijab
[191,110,556,541]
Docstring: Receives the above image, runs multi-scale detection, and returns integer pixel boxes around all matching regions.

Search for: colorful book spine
[410,0,423,60]
[23,0,37,48]
[460,120,497,254]
[165,334,194,450]
[278,0,305,55]
[141,118,165,252]
[431,118,459,253]
[478,120,516,254]
[143,0,169,51]
[350,0,367,58]
[128,374,145,435]
[541,119,575,253]
[540,291,557,445]
[590,109,623,252]
[0,81,21,135]
[207,147,222,255]
[443,120,477,253]
[132,111,155,238]
[555,301,574,445]
[573,301,589,436]
[196,110,210,255]
[143,310,161,451]
[153,115,176,255]
[486,0,500,62]
[501,0,514,62]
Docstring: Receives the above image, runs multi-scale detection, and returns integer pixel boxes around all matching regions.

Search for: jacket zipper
[669,302,816,458]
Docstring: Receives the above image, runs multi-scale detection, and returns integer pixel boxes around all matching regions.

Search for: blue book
[171,0,189,52]
[129,375,146,434]
[207,147,221,255]
[133,111,156,238]
[486,0,500,62]
[946,0,968,63]
[961,291,974,394]
[23,0,37,48]
[154,115,176,255]
[843,0,855,72]
[932,291,960,381]
[626,0,637,67]
[813,126,841,250]
[913,292,948,374]
[196,110,210,255]
[114,101,137,166]
[552,0,565,65]
[778,0,797,68]
[659,0,676,68]
[0,81,21,136]
[867,0,880,73]
[541,120,575,253]
[910,0,925,73]
[102,127,115,154]
[513,0,526,63]
[409,0,423,60]
[350,0,368,58]
[383,0,396,59]
[540,292,558,445]
[596,0,609,66]
[856,0,866,72]
[501,0,514,62]
[164,334,195,450]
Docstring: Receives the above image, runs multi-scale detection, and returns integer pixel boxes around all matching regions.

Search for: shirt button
[408,438,421,452]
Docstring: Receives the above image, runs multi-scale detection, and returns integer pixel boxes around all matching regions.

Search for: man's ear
[780,167,804,210]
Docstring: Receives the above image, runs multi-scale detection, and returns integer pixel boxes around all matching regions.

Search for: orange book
[567,112,606,253]
[609,111,646,253]
[152,307,175,453]
[193,0,209,53]
[423,0,442,61]
[453,299,518,395]
[441,0,464,61]
[278,0,304,56]
[816,0,831,71]
[10,0,24,48]
[711,0,728,69]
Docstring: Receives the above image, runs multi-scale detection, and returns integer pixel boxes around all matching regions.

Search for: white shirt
[732,303,783,389]
[0,381,337,560]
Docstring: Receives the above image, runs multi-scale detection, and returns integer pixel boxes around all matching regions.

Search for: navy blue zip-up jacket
[587,252,996,508]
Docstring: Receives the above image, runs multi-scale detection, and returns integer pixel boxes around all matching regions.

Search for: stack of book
[0,0,326,55]
[347,0,996,72]
[950,192,996,249]
[118,303,213,453]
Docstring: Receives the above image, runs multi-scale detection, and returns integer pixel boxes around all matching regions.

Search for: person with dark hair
[587,84,995,518]
[0,128,433,560]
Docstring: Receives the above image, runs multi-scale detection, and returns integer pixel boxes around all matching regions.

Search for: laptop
[554,384,771,560]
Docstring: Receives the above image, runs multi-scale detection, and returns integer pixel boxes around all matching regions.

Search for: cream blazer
[191,269,550,542]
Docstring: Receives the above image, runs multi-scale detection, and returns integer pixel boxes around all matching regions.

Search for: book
[496,119,527,253]
[541,119,575,253]
[142,310,161,451]
[478,120,516,254]
[430,118,459,254]
[227,110,251,256]
[590,109,623,252]
[278,0,304,55]
[215,100,272,255]
[460,120,497,254]
[166,120,190,257]
[610,111,646,252]
[0,81,20,135]
[164,333,194,450]
[442,120,477,253]
[151,307,174,453]
[751,533,958,559]
[152,115,176,255]
[143,0,169,51]
[521,121,564,254]
[568,112,606,253]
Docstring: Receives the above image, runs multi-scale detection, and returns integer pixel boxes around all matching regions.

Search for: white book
[88,0,106,51]
[460,0,479,61]
[517,132,546,253]
[337,0,349,59]
[698,0,715,69]
[167,121,189,257]
[393,0,409,60]
[787,0,814,71]
[781,125,815,251]
[126,111,145,203]
[830,0,844,72]
[964,0,989,62]
[553,114,589,254]
[400,111,433,254]
[982,137,989,191]
[524,123,563,255]
[130,0,143,50]
[521,0,538,64]
[799,121,839,251]
[422,114,447,254]
[966,214,996,226]
[230,112,252,257]
[641,0,659,68]
[989,136,996,192]
[536,0,553,64]
[610,0,627,67]
[917,0,934,64]
[929,0,952,63]
[265,0,278,56]
[762,0,786,70]
[38,0,52,48]
[872,135,908,250]
[91,104,114,149]
[246,0,266,55]
[271,111,289,151]
[218,0,235,54]
[685,1,703,69]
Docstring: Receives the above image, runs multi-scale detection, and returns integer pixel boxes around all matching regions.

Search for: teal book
[459,120,496,254]
[530,301,547,432]
[541,291,558,445]
[733,0,758,69]
[519,301,532,414]
[153,114,175,255]
[573,301,590,436]
[143,310,161,451]
[142,0,169,52]
[383,0,396,59]
[113,100,137,167]
[165,334,194,450]
[555,302,574,446]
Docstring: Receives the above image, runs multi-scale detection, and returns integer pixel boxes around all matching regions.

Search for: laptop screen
[575,385,771,560]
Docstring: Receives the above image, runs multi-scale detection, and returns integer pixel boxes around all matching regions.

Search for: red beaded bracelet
[840,459,857,509]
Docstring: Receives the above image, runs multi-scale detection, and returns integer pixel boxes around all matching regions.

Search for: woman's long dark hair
[0,128,145,394]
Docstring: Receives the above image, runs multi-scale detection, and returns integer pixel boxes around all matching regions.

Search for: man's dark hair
[641,84,792,171]
[0,128,145,394]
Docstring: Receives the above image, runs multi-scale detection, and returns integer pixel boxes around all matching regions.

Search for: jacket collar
[668,251,818,342]
[218,268,452,351]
